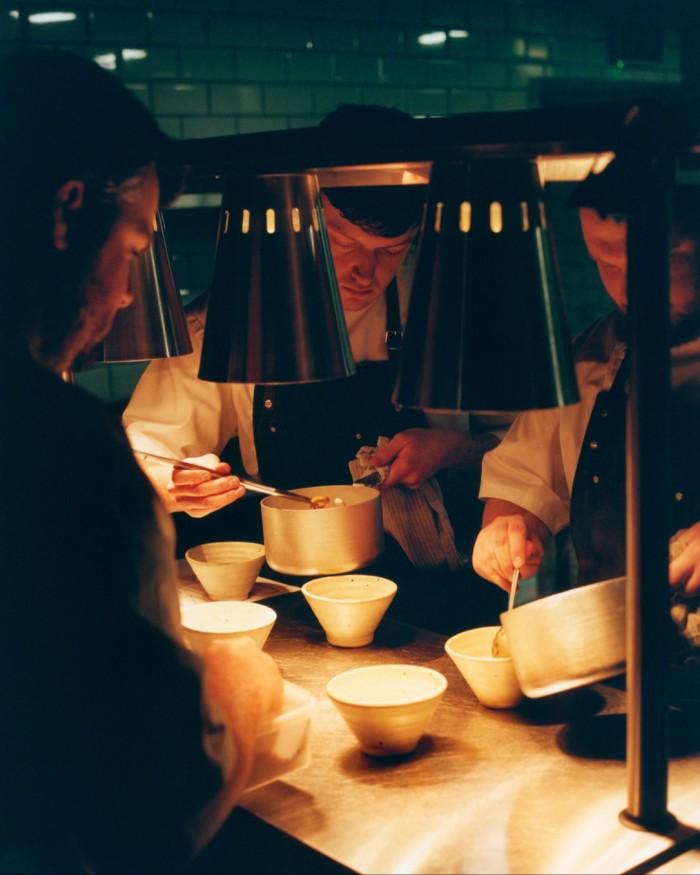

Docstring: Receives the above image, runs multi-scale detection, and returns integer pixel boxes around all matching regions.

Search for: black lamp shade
[199,172,355,384]
[394,159,579,413]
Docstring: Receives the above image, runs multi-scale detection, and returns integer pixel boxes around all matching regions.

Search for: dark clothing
[570,356,630,585]
[571,354,700,585]
[0,344,220,873]
[253,361,427,490]
[252,277,426,490]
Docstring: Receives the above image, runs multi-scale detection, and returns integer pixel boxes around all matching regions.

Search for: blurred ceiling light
[9,10,20,20]
[94,53,117,71]
[418,31,447,46]
[315,162,431,188]
[122,48,148,61]
[28,11,77,24]
[538,152,615,182]
[448,29,469,38]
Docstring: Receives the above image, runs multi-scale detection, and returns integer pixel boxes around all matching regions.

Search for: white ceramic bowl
[326,664,447,757]
[181,601,277,654]
[445,626,524,710]
[185,541,265,600]
[301,575,397,647]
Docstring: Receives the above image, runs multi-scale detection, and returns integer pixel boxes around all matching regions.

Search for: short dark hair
[318,104,426,237]
[0,48,185,353]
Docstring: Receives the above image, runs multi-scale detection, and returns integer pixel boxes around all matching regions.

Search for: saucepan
[500,576,626,698]
[261,485,384,576]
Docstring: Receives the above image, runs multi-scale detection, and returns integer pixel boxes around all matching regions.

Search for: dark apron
[252,279,427,490]
[571,354,700,586]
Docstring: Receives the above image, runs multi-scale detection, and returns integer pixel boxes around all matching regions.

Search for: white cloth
[479,311,700,535]
[350,438,468,572]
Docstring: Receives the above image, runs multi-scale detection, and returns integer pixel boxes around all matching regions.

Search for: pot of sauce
[261,485,384,576]
[500,576,626,698]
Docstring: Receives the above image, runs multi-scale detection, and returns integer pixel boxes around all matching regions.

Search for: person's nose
[350,249,377,286]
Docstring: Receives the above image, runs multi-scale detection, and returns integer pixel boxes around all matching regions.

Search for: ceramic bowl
[445,626,524,709]
[301,575,397,647]
[185,541,265,600]
[326,663,447,757]
[181,601,277,654]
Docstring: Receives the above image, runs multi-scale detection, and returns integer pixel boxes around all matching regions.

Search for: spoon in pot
[491,568,520,657]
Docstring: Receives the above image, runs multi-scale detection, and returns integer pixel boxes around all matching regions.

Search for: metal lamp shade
[394,159,579,413]
[198,172,355,384]
[99,211,192,362]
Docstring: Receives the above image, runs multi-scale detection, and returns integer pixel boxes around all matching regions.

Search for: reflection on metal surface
[199,171,354,384]
[239,594,700,874]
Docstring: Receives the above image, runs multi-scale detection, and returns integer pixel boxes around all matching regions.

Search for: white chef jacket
[479,311,700,535]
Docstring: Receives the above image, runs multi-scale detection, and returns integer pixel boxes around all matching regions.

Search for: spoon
[491,568,520,657]
[134,450,329,507]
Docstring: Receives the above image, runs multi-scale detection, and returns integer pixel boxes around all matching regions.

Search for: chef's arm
[369,416,510,491]
[472,498,552,591]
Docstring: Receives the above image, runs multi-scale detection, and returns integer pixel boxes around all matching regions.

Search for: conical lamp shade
[198,172,355,384]
[394,159,579,413]
[99,211,192,362]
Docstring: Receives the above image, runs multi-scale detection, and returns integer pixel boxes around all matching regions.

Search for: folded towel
[349,438,468,572]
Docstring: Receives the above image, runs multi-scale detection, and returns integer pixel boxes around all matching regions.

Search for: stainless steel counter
[237,591,700,874]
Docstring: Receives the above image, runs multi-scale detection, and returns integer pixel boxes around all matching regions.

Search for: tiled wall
[1,0,687,402]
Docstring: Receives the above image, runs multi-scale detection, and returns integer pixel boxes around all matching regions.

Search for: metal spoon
[134,450,317,506]
[491,568,520,657]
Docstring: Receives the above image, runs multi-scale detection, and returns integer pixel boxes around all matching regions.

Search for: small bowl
[181,601,277,654]
[185,541,265,600]
[326,664,447,757]
[445,627,524,709]
[301,575,397,647]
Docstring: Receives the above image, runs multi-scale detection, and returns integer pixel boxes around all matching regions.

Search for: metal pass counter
[179,568,700,874]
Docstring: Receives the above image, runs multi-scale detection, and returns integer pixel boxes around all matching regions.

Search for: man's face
[67,166,159,368]
[580,206,700,344]
[321,193,417,312]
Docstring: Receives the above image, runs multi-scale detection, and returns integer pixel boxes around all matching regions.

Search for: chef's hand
[472,499,550,591]
[137,452,246,517]
[369,428,499,490]
[669,523,700,597]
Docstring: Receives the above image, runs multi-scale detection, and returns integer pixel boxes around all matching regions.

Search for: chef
[124,104,510,633]
[472,195,700,688]
[125,112,504,545]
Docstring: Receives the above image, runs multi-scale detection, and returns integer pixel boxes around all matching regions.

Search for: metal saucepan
[500,576,626,698]
[261,485,384,576]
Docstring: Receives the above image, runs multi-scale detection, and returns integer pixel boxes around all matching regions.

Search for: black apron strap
[384,277,402,373]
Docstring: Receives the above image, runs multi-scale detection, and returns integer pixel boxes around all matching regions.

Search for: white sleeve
[478,406,573,535]
[122,309,239,461]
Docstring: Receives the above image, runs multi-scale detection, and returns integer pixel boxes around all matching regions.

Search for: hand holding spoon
[491,568,520,657]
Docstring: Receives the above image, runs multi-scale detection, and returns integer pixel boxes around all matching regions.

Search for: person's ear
[53,180,85,251]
